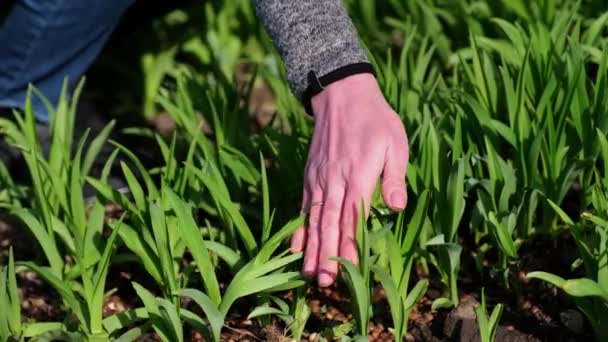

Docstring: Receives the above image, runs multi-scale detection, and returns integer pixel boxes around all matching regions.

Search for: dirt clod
[443,295,480,342]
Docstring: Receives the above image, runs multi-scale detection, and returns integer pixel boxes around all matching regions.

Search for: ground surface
[0,210,593,341]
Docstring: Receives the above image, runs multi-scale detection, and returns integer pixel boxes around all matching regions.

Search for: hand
[291,73,409,287]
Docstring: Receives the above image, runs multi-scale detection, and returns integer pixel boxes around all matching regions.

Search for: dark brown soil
[0,210,596,342]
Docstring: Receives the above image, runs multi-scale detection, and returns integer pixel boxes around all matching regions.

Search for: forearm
[253,0,369,100]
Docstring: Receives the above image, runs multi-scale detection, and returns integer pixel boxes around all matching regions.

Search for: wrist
[310,73,382,120]
[302,62,376,116]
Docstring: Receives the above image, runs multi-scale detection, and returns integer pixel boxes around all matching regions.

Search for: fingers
[382,135,409,211]
[317,184,346,287]
[340,181,376,266]
[291,182,311,253]
[290,226,306,253]
[339,196,360,266]
[302,187,323,278]
[300,163,380,286]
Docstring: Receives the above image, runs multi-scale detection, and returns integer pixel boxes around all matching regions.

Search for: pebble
[560,309,584,334]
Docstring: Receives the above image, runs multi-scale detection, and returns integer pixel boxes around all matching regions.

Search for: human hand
[291,73,409,287]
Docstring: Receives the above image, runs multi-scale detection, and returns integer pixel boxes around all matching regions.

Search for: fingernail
[318,271,335,287]
[290,238,303,253]
[390,191,406,210]
[302,265,316,279]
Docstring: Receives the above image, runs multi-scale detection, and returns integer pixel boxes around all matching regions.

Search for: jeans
[0,0,134,123]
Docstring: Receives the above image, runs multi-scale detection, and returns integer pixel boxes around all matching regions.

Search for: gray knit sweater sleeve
[254,0,369,100]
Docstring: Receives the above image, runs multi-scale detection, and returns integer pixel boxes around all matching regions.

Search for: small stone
[443,296,480,342]
[560,309,584,334]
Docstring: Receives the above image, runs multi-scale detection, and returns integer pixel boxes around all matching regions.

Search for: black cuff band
[302,62,375,116]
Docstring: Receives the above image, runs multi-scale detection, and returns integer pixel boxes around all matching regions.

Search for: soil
[0,208,595,342]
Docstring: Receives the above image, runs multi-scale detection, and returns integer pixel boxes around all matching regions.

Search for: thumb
[382,139,408,211]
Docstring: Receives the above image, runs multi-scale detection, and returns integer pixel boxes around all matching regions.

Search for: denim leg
[0,0,134,122]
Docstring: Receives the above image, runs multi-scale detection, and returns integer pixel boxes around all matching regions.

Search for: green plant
[475,289,504,342]
[331,203,376,338]
[0,83,136,340]
[372,191,430,340]
[101,191,306,341]
[527,184,608,340]
[0,248,69,341]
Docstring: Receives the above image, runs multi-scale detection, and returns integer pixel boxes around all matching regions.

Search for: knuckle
[308,209,322,226]
[305,173,317,187]
[322,200,342,215]
[320,171,347,191]
[304,166,317,184]
[388,114,405,132]
[346,182,366,198]
[383,171,405,182]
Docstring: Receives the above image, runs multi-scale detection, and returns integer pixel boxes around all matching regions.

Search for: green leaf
[260,152,271,244]
[562,278,608,299]
[256,216,304,264]
[194,166,258,256]
[446,159,466,241]
[180,309,213,341]
[332,257,369,336]
[475,302,489,342]
[372,266,404,339]
[103,307,149,334]
[109,141,159,199]
[89,215,122,333]
[488,303,504,341]
[403,190,430,254]
[82,120,115,178]
[431,297,454,311]
[221,271,302,316]
[205,241,242,269]
[179,288,223,342]
[526,271,566,287]
[167,190,221,305]
[11,208,64,272]
[22,322,67,338]
[19,262,86,326]
[239,252,301,283]
[247,306,287,320]
[0,268,10,341]
[546,198,574,225]
[100,149,121,185]
[157,298,183,342]
[121,162,146,211]
[7,248,20,336]
[81,203,105,269]
[112,221,163,285]
[132,282,173,342]
[583,12,608,45]
[404,279,429,311]
[87,177,139,217]
[70,140,88,233]
[219,145,260,185]
[149,201,177,293]
[113,325,148,342]
[488,212,517,259]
